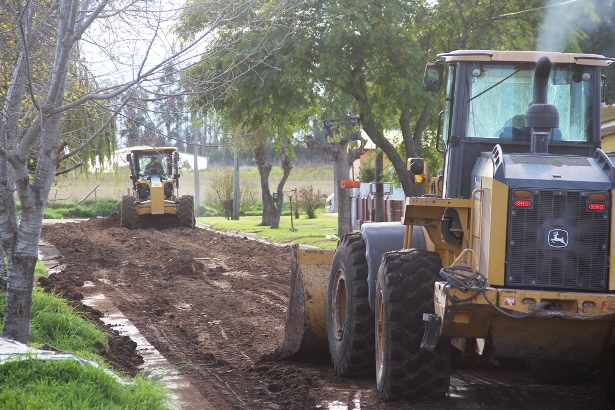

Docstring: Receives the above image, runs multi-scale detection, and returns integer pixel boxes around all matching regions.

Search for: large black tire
[326,232,375,376]
[179,195,195,228]
[120,196,136,229]
[375,249,450,401]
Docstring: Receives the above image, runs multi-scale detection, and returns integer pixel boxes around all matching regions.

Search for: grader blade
[277,244,334,359]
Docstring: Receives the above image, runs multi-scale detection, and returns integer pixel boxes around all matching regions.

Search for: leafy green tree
[579,0,615,102]
[176,0,316,228]
[288,0,547,197]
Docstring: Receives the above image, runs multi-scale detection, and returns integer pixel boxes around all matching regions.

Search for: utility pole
[233,149,239,220]
[193,121,201,217]
[191,112,201,217]
[374,151,384,222]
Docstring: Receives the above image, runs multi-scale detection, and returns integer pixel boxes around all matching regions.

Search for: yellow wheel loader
[120,147,195,229]
[280,50,615,402]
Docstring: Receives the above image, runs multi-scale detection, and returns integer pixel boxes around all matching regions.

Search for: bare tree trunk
[270,154,293,229]
[335,142,353,236]
[1,0,74,342]
[255,142,273,226]
[3,253,37,342]
[305,135,363,237]
[254,137,294,229]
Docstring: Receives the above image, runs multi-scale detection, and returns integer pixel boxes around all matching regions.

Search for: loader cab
[427,51,609,200]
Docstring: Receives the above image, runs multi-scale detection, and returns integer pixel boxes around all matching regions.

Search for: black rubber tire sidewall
[120,196,136,229]
[179,195,195,228]
[375,249,450,401]
[326,232,375,376]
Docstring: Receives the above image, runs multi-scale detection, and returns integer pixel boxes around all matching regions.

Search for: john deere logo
[548,229,569,248]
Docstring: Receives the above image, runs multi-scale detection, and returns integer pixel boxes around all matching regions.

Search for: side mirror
[423,63,444,92]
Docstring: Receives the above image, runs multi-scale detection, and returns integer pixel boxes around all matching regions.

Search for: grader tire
[120,196,136,229]
[326,232,375,376]
[179,195,195,228]
[375,249,450,401]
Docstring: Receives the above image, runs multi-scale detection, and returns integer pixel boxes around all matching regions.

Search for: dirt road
[40,216,612,409]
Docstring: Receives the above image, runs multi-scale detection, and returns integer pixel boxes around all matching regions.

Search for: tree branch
[55,162,83,176]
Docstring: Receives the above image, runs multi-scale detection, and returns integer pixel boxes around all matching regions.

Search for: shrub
[298,185,324,219]
[358,165,375,182]
[205,170,257,215]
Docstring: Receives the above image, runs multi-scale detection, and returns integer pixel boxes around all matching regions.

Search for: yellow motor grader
[120,147,195,229]
[280,50,615,401]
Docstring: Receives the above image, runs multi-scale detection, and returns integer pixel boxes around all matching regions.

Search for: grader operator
[120,147,195,229]
[280,50,615,402]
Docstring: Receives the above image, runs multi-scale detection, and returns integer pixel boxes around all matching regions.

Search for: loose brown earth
[40,215,612,409]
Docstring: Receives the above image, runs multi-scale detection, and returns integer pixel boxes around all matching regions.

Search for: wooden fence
[354,196,404,227]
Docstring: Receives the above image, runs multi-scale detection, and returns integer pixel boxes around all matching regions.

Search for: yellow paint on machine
[149,183,165,214]
[476,175,509,286]
[134,201,179,216]
[436,284,615,360]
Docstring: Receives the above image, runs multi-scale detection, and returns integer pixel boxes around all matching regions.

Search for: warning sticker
[601,301,615,311]
[503,298,516,307]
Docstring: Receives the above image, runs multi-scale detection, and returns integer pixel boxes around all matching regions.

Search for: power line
[499,0,578,18]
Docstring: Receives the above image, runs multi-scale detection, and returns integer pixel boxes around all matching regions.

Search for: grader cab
[120,147,195,229]
[280,50,615,402]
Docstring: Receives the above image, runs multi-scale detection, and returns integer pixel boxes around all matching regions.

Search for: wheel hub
[332,269,346,341]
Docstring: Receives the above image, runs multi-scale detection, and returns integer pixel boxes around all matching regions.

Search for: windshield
[466,64,593,142]
[137,153,170,176]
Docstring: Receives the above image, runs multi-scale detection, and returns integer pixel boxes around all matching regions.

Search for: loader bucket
[277,244,334,359]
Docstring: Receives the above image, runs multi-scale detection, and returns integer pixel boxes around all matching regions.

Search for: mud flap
[276,244,334,359]
[421,313,442,351]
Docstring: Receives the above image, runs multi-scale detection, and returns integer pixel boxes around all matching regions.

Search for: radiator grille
[506,190,609,290]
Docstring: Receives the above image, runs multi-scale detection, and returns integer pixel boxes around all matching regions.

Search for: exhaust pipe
[525,56,559,154]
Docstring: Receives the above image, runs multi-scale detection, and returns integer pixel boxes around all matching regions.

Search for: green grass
[32,289,109,356]
[34,261,47,282]
[198,209,340,249]
[0,274,169,408]
[16,199,121,219]
[45,199,120,219]
[0,358,169,409]
[0,288,108,359]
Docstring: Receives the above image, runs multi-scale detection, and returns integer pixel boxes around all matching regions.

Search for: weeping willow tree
[1,9,116,182]
[59,52,117,176]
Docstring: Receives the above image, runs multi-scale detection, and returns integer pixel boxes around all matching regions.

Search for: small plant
[206,170,257,216]
[298,185,324,219]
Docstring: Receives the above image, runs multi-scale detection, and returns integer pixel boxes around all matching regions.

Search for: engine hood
[478,146,615,190]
